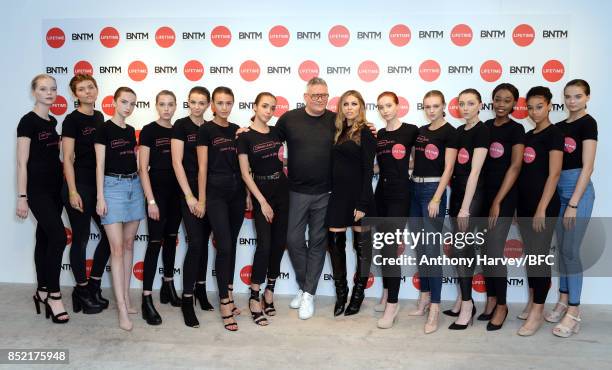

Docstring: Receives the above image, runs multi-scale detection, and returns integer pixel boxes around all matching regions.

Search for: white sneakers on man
[298,292,314,320]
[290,289,303,309]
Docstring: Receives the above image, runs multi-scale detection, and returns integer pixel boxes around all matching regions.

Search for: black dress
[327,126,377,227]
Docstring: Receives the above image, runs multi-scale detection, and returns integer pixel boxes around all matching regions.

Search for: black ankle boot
[141,294,162,325]
[160,278,181,307]
[333,279,349,316]
[194,282,214,311]
[72,285,103,314]
[344,278,367,316]
[181,295,199,328]
[87,278,109,309]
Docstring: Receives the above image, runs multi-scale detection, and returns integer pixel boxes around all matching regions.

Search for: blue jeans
[556,168,595,306]
[409,181,447,304]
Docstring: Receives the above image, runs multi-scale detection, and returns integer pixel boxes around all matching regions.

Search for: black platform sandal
[227,286,240,316]
[249,288,269,326]
[33,288,46,315]
[262,279,277,316]
[45,294,70,324]
[220,300,238,332]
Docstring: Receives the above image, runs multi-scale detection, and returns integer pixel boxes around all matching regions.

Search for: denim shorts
[101,175,146,225]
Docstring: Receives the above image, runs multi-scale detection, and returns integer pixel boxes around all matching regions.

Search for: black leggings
[29,190,67,293]
[481,179,517,306]
[62,182,110,285]
[251,175,289,285]
[375,179,410,304]
[181,177,212,295]
[449,176,485,302]
[207,174,246,299]
[143,173,182,291]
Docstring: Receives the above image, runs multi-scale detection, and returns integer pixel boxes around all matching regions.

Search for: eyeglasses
[308,93,329,101]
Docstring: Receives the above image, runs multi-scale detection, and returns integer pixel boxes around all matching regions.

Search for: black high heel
[248,288,268,326]
[262,279,277,316]
[33,288,46,315]
[448,300,476,330]
[45,294,69,324]
[72,285,103,314]
[443,309,460,317]
[87,278,109,310]
[227,286,240,316]
[344,231,370,316]
[142,294,162,325]
[180,295,199,328]
[487,305,508,331]
[160,277,181,307]
[477,303,497,321]
[194,282,214,311]
[220,300,238,332]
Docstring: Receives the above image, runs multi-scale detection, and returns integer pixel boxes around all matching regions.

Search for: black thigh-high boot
[345,230,372,316]
[328,231,348,316]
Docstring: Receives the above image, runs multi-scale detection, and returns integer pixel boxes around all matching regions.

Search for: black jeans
[143,172,182,291]
[62,182,110,285]
[207,174,246,299]
[29,190,67,293]
[181,177,212,295]
[251,175,289,285]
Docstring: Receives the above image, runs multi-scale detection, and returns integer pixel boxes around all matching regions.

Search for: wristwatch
[148,199,156,205]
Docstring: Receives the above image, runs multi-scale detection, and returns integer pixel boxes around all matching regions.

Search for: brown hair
[31,74,56,91]
[423,90,446,117]
[377,91,399,104]
[69,74,98,95]
[188,86,210,102]
[251,92,276,122]
[458,88,482,103]
[565,79,590,96]
[113,86,136,101]
[156,90,176,104]
[334,90,368,144]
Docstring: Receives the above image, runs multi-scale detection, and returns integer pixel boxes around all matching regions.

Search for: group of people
[16,73,596,339]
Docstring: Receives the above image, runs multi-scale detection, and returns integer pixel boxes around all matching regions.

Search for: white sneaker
[290,289,303,309]
[298,292,314,320]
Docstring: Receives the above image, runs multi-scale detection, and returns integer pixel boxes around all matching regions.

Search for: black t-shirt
[139,121,173,172]
[17,111,62,194]
[94,120,137,175]
[275,107,336,194]
[61,109,105,186]
[171,116,201,178]
[555,114,598,170]
[376,123,419,180]
[237,126,284,176]
[519,124,564,192]
[483,118,525,176]
[413,122,458,177]
[197,121,240,176]
[453,121,490,177]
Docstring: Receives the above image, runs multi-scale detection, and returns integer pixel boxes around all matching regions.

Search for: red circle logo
[128,61,148,81]
[450,24,473,46]
[357,60,379,82]
[278,145,285,161]
[564,137,577,153]
[298,60,320,81]
[504,239,524,258]
[412,272,421,290]
[133,261,144,281]
[64,227,72,246]
[274,96,289,117]
[523,147,536,163]
[100,27,120,48]
[269,25,290,47]
[240,60,260,82]
[74,60,93,75]
[211,26,232,47]
[398,96,410,118]
[448,96,461,118]
[102,95,115,116]
[480,60,502,82]
[511,97,528,119]
[85,259,93,279]
[184,60,204,81]
[155,26,176,48]
[419,60,441,82]
[328,25,350,47]
[542,60,565,82]
[512,24,535,47]
[240,265,253,285]
[389,24,411,46]
[457,148,470,164]
[391,143,406,160]
[51,95,68,116]
[472,273,486,293]
[46,27,65,48]
[424,144,439,160]
[327,96,339,113]
[489,142,504,158]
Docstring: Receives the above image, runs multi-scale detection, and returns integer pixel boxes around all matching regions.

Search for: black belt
[106,172,138,180]
[254,171,282,181]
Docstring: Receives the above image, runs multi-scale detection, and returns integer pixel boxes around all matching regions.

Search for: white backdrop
[2,0,611,304]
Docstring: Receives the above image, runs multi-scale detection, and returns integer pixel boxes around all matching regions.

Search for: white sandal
[553,312,581,338]
[545,301,568,323]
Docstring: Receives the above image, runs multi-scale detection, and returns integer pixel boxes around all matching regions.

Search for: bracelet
[568,204,578,209]
[459,209,470,216]
[18,194,27,200]
[185,194,195,201]
[69,190,78,196]
[431,198,441,203]
[148,199,156,205]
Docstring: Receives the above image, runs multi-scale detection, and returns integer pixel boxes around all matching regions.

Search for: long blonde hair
[334,90,368,144]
